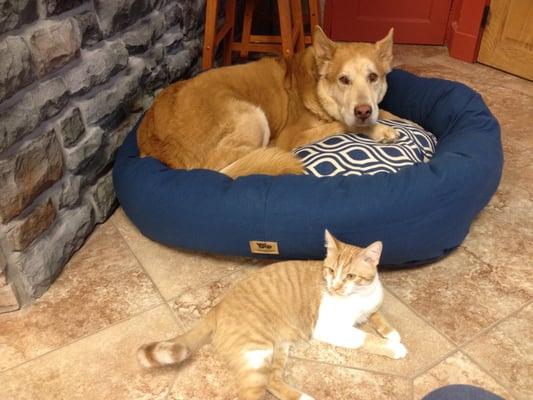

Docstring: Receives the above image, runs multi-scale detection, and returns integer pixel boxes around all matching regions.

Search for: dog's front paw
[371,124,399,143]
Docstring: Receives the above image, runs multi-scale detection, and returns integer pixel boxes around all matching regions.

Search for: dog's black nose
[355,105,372,121]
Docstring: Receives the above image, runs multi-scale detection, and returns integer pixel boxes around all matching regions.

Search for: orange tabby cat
[138,230,407,400]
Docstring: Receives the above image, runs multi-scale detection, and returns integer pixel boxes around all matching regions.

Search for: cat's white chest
[312,280,383,338]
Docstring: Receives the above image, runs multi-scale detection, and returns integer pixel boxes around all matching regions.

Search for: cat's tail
[137,308,216,368]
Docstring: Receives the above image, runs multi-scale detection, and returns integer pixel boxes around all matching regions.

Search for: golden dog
[138,27,399,178]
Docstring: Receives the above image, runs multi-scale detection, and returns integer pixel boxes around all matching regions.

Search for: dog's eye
[368,73,378,82]
[338,75,351,85]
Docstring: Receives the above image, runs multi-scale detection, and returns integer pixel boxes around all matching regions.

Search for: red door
[324,0,453,44]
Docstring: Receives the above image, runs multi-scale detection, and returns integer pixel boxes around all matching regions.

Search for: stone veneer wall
[0,0,205,310]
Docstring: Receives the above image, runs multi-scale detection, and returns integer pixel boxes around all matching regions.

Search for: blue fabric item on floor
[113,69,503,266]
[421,385,504,400]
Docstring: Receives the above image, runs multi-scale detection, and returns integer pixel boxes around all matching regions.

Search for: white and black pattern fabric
[294,119,437,177]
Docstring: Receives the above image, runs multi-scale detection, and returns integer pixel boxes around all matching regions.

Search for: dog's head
[312,27,393,128]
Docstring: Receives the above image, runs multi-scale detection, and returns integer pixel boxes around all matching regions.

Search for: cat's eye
[368,72,378,82]
[346,273,355,279]
[326,267,335,274]
[338,75,351,85]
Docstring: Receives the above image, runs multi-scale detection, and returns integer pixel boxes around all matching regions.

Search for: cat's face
[322,230,382,296]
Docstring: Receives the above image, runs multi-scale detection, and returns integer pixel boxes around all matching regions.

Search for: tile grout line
[110,215,169,307]
[393,290,531,396]
[111,213,256,327]
[458,350,520,400]
[0,302,166,376]
[111,210,256,306]
[382,280,519,384]
[0,217,176,377]
[164,267,247,305]
[288,354,411,380]
[381,281,459,346]
[384,281,531,383]
[450,299,532,400]
[110,217,203,346]
[455,299,531,350]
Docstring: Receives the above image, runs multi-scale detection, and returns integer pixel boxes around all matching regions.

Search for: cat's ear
[359,241,383,266]
[324,229,339,253]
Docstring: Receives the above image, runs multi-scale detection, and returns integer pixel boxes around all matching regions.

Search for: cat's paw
[372,124,399,143]
[385,330,401,343]
[299,393,316,400]
[386,341,407,359]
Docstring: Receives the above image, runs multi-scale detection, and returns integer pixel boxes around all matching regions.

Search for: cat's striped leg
[367,311,402,342]
[234,347,274,400]
[359,332,407,359]
[313,325,407,359]
[267,344,316,400]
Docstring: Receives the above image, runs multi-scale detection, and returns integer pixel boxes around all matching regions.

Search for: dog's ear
[375,28,394,71]
[313,26,336,62]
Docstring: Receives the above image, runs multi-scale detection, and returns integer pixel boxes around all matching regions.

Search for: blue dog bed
[113,69,503,266]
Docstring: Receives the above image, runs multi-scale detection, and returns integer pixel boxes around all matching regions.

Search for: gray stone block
[94,0,151,37]
[140,43,169,93]
[0,248,6,285]
[63,127,103,173]
[161,27,184,53]
[75,60,143,127]
[59,174,83,209]
[164,1,204,34]
[179,1,202,34]
[85,171,116,223]
[165,47,193,81]
[184,37,202,55]
[42,0,84,16]
[0,77,68,153]
[11,204,94,300]
[56,107,86,148]
[0,36,35,103]
[64,41,129,96]
[0,0,38,34]
[0,129,64,223]
[122,11,166,55]
[26,18,81,77]
[162,2,181,29]
[150,0,165,9]
[85,111,142,183]
[72,10,103,47]
[0,283,20,313]
[5,198,56,251]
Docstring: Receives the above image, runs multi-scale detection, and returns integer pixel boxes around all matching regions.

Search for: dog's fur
[137,27,399,178]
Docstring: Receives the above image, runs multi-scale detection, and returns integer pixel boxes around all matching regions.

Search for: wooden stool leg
[277,0,294,57]
[240,0,256,60]
[290,0,305,51]
[202,0,219,70]
[308,0,320,29]
[222,0,237,66]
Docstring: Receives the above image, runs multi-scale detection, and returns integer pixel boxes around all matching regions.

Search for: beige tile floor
[1,46,532,400]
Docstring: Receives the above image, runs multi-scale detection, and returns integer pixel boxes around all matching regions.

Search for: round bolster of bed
[113,69,503,266]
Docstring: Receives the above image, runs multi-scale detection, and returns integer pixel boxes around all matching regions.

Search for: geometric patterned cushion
[294,119,437,177]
